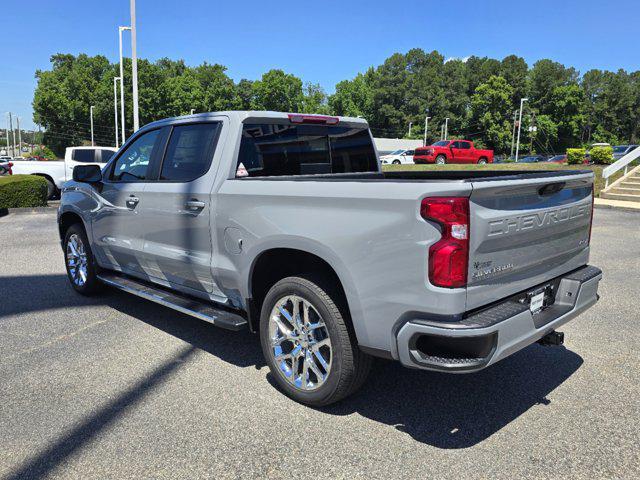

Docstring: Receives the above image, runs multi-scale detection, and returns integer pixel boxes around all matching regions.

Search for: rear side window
[459,142,471,149]
[160,123,221,181]
[72,149,96,163]
[98,149,115,163]
[237,124,377,177]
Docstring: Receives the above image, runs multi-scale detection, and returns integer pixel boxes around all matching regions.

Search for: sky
[2,0,639,130]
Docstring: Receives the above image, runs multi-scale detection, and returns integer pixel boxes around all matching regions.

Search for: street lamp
[90,106,95,146]
[423,109,431,147]
[408,122,412,137]
[119,26,131,142]
[113,77,121,147]
[444,117,450,140]
[130,0,140,132]
[515,97,528,161]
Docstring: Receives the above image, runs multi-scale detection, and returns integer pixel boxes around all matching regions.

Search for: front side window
[450,141,461,149]
[459,141,471,149]
[160,123,220,181]
[405,150,414,155]
[237,124,377,177]
[109,129,160,181]
[72,149,96,163]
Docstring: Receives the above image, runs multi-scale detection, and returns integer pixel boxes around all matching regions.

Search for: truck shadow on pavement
[1,273,583,457]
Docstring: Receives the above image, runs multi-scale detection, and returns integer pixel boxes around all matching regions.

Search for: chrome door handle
[126,195,140,209]
[185,200,205,211]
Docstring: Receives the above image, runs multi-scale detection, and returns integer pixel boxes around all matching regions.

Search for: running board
[97,272,248,331]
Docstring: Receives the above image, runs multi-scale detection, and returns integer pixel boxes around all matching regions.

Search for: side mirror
[73,164,102,183]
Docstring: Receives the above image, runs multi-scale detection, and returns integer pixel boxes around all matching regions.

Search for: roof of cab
[142,111,369,130]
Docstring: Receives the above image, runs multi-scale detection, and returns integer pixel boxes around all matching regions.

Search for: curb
[0,205,57,217]
[594,203,640,214]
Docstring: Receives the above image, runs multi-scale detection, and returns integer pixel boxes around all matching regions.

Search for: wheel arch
[246,246,360,339]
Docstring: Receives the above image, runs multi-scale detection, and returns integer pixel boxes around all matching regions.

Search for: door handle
[126,195,140,209]
[185,200,205,211]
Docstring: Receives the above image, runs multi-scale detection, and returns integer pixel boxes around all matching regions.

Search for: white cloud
[444,56,471,64]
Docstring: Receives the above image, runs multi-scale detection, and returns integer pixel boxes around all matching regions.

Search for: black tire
[260,275,372,406]
[44,177,56,200]
[436,154,447,165]
[392,160,401,165]
[63,223,101,295]
[477,158,487,165]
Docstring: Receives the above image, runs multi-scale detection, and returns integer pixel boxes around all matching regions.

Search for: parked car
[612,145,639,161]
[546,155,567,164]
[58,111,601,406]
[380,149,415,165]
[517,155,547,163]
[413,140,494,164]
[11,146,117,199]
[0,160,12,175]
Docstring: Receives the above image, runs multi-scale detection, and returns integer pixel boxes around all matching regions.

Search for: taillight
[7,162,12,175]
[421,197,470,288]
[288,114,339,125]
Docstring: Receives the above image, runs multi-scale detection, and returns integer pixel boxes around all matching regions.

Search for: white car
[11,146,117,199]
[380,149,415,165]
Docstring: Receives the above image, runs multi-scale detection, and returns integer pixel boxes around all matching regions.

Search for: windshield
[432,141,450,147]
[613,146,628,153]
[548,155,565,161]
[517,156,539,163]
[388,149,405,155]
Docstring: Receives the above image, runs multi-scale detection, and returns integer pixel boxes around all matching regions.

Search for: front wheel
[392,160,401,165]
[63,224,101,295]
[435,155,447,165]
[477,158,488,165]
[260,276,372,406]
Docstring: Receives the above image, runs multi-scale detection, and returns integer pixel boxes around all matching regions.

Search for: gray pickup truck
[58,111,602,406]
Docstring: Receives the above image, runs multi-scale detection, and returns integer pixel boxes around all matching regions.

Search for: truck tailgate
[466,172,593,310]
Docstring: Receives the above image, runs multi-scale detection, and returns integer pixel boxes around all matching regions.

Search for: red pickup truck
[414,140,494,165]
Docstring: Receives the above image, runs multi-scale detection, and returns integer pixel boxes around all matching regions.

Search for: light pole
[515,97,528,161]
[510,109,518,158]
[119,26,131,142]
[9,112,15,157]
[408,122,412,137]
[5,114,10,157]
[16,117,22,155]
[190,109,195,115]
[113,77,120,147]
[130,0,140,132]
[423,109,430,147]
[90,105,95,146]
[444,117,450,140]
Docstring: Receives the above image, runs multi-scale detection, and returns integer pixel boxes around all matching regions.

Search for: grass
[382,163,621,197]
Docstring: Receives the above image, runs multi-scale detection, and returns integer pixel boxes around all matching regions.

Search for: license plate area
[519,282,558,315]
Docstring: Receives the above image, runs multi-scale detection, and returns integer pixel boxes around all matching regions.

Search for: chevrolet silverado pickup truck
[11,146,117,198]
[57,111,601,406]
[414,139,494,164]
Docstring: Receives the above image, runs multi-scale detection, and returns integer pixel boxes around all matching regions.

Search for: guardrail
[603,146,640,188]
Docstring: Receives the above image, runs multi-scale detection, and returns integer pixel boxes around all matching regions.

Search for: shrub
[566,148,586,165]
[31,146,57,160]
[590,145,614,164]
[0,175,48,208]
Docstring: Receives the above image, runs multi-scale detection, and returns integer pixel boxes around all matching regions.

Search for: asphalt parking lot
[0,209,638,479]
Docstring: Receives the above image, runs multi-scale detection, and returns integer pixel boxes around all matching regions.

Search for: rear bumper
[395,265,602,372]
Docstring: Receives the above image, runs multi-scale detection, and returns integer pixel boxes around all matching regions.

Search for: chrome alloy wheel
[66,233,88,287]
[268,295,332,391]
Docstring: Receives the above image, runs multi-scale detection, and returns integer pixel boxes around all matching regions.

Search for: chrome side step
[97,272,248,331]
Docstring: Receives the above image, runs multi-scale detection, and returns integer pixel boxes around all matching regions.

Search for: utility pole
[5,114,10,156]
[90,105,95,146]
[529,112,536,155]
[119,26,131,142]
[423,110,430,147]
[510,109,518,158]
[444,117,450,140]
[440,123,444,140]
[9,112,15,157]
[113,77,120,147]
[130,0,140,132]
[190,109,195,115]
[515,97,528,162]
[408,122,412,137]
[16,117,22,155]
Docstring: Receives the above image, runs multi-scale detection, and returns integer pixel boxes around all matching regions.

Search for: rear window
[72,149,96,163]
[237,124,377,177]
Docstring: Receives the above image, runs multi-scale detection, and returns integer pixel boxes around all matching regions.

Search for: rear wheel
[43,178,56,199]
[63,224,101,295]
[435,155,447,165]
[260,275,372,406]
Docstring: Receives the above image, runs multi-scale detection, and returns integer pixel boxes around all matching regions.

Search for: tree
[469,76,514,153]
[528,59,578,115]
[329,71,374,119]
[500,55,528,105]
[301,83,330,114]
[251,69,304,112]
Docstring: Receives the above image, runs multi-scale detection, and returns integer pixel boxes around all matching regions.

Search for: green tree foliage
[470,76,514,152]
[32,50,640,156]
